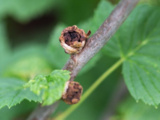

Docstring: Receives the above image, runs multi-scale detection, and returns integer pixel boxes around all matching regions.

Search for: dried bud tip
[59,25,91,54]
[62,81,83,105]
[87,30,91,36]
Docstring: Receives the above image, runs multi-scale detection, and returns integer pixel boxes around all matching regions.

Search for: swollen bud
[59,25,91,54]
[62,81,83,104]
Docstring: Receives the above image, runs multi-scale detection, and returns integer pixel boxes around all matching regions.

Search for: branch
[64,0,139,80]
[28,0,139,119]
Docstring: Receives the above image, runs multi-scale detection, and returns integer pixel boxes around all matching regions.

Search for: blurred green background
[0,0,160,120]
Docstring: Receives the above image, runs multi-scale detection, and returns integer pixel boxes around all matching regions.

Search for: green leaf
[25,70,70,105]
[79,0,114,35]
[140,0,160,6]
[0,0,56,22]
[0,21,11,76]
[58,0,101,25]
[103,5,157,58]
[0,21,10,63]
[103,5,160,106]
[0,78,41,109]
[2,45,53,81]
[47,25,69,68]
[0,100,37,120]
[54,57,121,120]
[114,97,160,120]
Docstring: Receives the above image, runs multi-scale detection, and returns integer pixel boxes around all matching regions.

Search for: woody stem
[28,0,139,119]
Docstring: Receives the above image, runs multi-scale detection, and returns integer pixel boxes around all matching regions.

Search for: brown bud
[62,81,83,104]
[59,25,91,54]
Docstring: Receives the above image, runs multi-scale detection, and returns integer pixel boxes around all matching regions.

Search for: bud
[59,25,91,54]
[62,81,83,104]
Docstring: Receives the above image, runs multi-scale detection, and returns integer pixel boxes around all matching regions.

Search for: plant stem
[54,58,124,120]
[28,0,139,119]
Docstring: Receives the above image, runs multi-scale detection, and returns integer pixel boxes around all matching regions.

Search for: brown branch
[64,0,139,80]
[27,0,139,119]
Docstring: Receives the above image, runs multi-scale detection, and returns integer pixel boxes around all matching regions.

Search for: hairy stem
[28,0,139,119]
[54,58,124,120]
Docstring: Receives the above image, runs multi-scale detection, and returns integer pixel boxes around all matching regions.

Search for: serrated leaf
[103,5,157,58]
[0,0,56,22]
[0,78,41,109]
[103,5,160,106]
[25,70,70,105]
[114,98,160,120]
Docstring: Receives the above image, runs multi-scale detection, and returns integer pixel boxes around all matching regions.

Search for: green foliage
[77,0,114,74]
[47,25,69,68]
[25,70,70,105]
[0,69,70,108]
[103,5,160,106]
[0,0,160,119]
[79,0,114,34]
[2,45,53,81]
[140,0,160,6]
[0,100,37,120]
[58,0,100,25]
[0,0,56,22]
[0,78,41,109]
[53,57,121,120]
[0,101,37,120]
[0,21,10,64]
[114,97,160,120]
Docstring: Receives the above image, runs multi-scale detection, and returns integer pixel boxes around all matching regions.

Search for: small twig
[54,58,124,120]
[28,0,139,119]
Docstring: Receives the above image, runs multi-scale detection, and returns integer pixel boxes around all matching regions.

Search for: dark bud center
[64,31,81,45]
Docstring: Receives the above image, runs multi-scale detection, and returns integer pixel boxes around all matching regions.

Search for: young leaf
[103,5,160,106]
[0,78,41,109]
[25,70,70,105]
